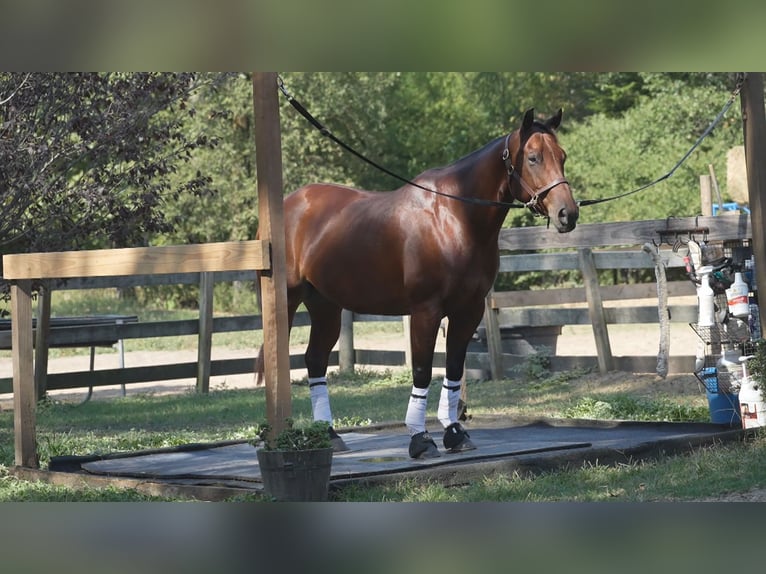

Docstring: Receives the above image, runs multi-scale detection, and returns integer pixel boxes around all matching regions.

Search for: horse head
[505,108,579,232]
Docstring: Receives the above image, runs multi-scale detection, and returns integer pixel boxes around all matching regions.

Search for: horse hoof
[329,427,350,452]
[408,431,441,459]
[443,422,476,453]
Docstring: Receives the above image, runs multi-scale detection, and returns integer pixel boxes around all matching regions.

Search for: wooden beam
[2,240,269,280]
[33,282,52,401]
[578,248,614,373]
[490,280,696,309]
[483,291,504,380]
[12,280,37,468]
[253,72,291,435]
[196,272,214,393]
[498,214,751,251]
[338,309,355,373]
[740,72,766,336]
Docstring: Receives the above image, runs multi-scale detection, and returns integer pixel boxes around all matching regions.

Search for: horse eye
[528,153,539,165]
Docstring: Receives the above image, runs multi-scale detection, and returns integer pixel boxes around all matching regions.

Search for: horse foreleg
[404,308,442,459]
[437,307,485,453]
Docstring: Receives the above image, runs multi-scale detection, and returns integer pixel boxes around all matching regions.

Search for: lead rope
[277,74,744,210]
[578,74,745,207]
[278,76,530,211]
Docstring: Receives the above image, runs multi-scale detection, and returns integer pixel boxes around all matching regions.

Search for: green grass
[2,290,763,502]
[1,364,763,502]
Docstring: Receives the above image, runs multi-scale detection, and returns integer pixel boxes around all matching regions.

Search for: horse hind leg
[303,287,349,452]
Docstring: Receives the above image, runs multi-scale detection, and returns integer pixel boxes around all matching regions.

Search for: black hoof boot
[443,422,476,453]
[408,431,441,459]
[329,426,350,452]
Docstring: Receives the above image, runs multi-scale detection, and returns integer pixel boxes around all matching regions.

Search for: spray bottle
[738,355,766,429]
[697,266,716,327]
[726,272,750,319]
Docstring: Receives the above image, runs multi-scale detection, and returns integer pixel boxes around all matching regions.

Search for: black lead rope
[277,77,527,210]
[277,74,744,210]
[578,75,744,207]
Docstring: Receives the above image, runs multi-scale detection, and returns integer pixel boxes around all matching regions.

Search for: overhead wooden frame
[3,240,272,468]
[3,72,292,469]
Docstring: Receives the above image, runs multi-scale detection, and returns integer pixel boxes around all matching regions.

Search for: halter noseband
[502,134,569,217]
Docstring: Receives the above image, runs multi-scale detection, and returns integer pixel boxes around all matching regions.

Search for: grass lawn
[1,365,764,502]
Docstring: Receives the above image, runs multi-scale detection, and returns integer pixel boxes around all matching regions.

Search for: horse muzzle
[554,204,579,233]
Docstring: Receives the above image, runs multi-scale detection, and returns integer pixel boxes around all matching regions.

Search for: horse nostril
[558,207,568,224]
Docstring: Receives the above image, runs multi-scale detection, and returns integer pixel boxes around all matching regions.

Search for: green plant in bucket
[254,418,332,451]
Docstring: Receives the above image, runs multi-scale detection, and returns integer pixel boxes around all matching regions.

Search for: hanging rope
[578,74,745,207]
[277,74,745,210]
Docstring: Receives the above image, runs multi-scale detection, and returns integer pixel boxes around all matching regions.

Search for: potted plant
[252,418,334,502]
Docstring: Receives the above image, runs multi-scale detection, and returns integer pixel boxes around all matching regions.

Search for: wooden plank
[2,240,269,280]
[253,72,291,435]
[196,272,214,393]
[497,249,686,273]
[497,304,697,327]
[483,292,504,380]
[11,280,38,468]
[490,280,695,309]
[579,248,613,373]
[44,270,258,291]
[741,73,766,336]
[338,309,354,372]
[498,214,751,251]
[33,282,51,401]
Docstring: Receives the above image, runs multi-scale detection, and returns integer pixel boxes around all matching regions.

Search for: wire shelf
[689,321,751,345]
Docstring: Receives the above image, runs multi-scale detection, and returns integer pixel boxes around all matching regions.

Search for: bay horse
[257,108,578,458]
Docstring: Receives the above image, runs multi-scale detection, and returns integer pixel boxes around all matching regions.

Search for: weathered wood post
[338,309,355,373]
[483,291,504,380]
[33,281,51,401]
[11,280,37,468]
[252,72,292,435]
[740,72,766,337]
[578,247,614,373]
[196,271,214,393]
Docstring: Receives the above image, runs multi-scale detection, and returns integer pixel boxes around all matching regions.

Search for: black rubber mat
[60,418,742,486]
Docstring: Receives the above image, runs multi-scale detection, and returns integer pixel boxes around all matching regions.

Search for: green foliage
[256,418,332,451]
[747,339,766,384]
[564,78,743,224]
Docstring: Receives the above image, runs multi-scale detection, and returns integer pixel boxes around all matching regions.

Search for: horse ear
[545,108,563,131]
[522,108,535,132]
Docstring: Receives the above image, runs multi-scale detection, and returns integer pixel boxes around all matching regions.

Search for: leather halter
[502,134,569,216]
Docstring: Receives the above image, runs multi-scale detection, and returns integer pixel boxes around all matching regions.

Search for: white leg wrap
[309,377,332,424]
[405,385,429,435]
[438,377,462,428]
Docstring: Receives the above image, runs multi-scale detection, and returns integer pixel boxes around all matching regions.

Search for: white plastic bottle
[738,355,766,429]
[726,272,750,319]
[697,269,715,327]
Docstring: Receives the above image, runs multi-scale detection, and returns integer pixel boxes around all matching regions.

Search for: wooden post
[12,280,38,468]
[402,315,412,370]
[483,291,504,380]
[33,281,51,402]
[196,272,214,393]
[700,175,713,216]
[578,247,614,373]
[740,72,766,337]
[253,72,291,435]
[338,309,355,373]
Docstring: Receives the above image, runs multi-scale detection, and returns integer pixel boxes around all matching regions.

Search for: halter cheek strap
[502,134,569,216]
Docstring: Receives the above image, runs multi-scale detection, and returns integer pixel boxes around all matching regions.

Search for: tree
[0,73,223,260]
